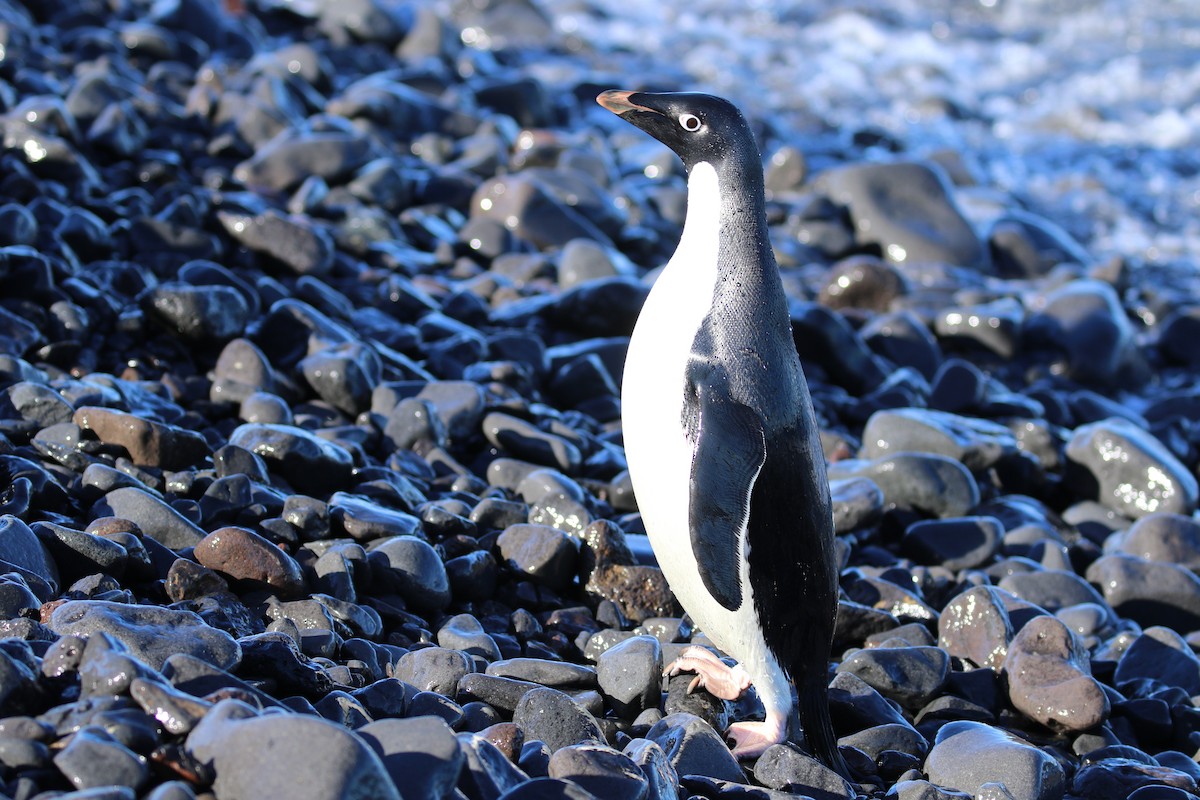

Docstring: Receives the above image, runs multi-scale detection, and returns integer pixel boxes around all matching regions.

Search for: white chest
[620,162,722,608]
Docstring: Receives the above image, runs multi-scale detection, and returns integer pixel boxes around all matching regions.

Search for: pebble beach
[1,0,1200,798]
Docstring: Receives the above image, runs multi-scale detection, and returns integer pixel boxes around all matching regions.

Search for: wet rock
[227,424,354,496]
[596,634,662,720]
[395,647,473,696]
[1025,279,1138,384]
[1002,615,1109,732]
[859,408,1017,472]
[828,453,979,518]
[937,586,1015,671]
[484,412,583,473]
[358,716,461,800]
[753,743,855,798]
[194,526,306,598]
[438,613,501,662]
[140,282,250,342]
[1066,417,1197,519]
[817,161,986,269]
[498,525,579,592]
[512,687,604,752]
[818,254,908,312]
[92,487,206,550]
[997,569,1109,614]
[547,743,648,800]
[1107,513,1200,569]
[0,515,59,590]
[837,646,949,711]
[54,725,148,792]
[233,130,374,192]
[1085,554,1200,632]
[645,712,744,784]
[48,600,239,670]
[1113,627,1200,696]
[299,342,382,417]
[902,517,1002,571]
[458,731,531,798]
[370,536,450,613]
[924,721,1065,800]
[1071,758,1199,798]
[186,700,399,800]
[74,407,208,470]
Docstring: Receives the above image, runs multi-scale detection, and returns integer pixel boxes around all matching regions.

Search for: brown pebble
[40,599,68,625]
[73,406,209,469]
[194,526,306,597]
[479,722,524,762]
[85,517,144,538]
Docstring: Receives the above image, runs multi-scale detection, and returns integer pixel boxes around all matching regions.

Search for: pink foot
[726,713,787,759]
[663,646,750,701]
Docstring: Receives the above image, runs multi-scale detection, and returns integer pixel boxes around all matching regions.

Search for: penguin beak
[597,89,658,118]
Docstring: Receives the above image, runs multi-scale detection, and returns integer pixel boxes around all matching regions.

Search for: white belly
[620,162,790,713]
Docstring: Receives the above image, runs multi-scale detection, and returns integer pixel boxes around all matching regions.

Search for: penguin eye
[678,113,702,132]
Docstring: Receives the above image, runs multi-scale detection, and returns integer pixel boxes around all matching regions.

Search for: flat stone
[48,600,239,671]
[924,721,1065,800]
[1086,554,1200,632]
[186,699,398,800]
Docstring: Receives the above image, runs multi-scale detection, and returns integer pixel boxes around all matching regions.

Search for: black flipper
[687,372,767,611]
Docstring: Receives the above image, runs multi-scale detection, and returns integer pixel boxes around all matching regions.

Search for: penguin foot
[663,646,750,701]
[726,715,787,759]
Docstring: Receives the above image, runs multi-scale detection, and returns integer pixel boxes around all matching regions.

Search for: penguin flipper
[687,378,767,612]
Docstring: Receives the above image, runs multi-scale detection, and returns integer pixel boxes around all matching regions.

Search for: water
[547,0,1200,267]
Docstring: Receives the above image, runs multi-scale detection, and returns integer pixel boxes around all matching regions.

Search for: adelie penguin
[598,89,849,779]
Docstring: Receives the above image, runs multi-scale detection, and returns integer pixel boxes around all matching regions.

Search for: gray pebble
[646,712,745,784]
[837,646,949,711]
[548,742,648,799]
[1086,554,1200,632]
[370,535,450,612]
[859,408,1017,472]
[817,161,985,268]
[53,725,148,792]
[512,686,604,752]
[186,699,400,800]
[828,453,979,518]
[395,647,473,696]
[487,658,598,689]
[753,743,855,798]
[936,586,1016,671]
[498,524,579,592]
[924,720,1065,800]
[91,487,205,550]
[1066,417,1197,519]
[439,613,502,662]
[902,516,1001,571]
[358,716,463,800]
[48,600,239,670]
[596,634,662,720]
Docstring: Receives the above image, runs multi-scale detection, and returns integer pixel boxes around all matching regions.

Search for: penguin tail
[797,678,852,784]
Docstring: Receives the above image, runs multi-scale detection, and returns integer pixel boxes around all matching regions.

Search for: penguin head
[597,89,758,173]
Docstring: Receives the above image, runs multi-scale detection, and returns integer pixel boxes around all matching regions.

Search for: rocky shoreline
[0,0,1199,798]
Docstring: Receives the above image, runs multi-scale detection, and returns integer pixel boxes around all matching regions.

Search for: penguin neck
[684,158,775,281]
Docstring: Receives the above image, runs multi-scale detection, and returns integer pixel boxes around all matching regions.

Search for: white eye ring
[679,113,702,132]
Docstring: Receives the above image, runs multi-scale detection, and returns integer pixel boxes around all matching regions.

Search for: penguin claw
[726,719,787,759]
[662,647,750,701]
